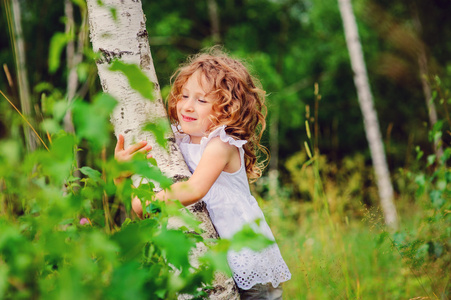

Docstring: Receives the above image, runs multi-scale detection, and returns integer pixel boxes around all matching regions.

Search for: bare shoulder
[204,137,241,173]
[204,137,236,154]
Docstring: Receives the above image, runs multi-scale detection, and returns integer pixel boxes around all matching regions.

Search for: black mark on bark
[137,29,148,38]
[190,201,207,213]
[173,174,189,183]
[97,48,133,64]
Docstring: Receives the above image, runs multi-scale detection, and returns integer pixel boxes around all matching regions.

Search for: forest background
[0,0,450,299]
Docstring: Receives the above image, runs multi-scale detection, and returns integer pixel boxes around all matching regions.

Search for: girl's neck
[189,135,202,144]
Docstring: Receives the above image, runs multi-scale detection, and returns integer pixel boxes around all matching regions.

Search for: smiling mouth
[182,114,197,122]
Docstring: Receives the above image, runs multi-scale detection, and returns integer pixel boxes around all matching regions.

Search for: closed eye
[182,95,189,99]
[198,99,207,103]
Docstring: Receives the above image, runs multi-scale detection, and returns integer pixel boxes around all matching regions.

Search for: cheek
[204,109,216,126]
[176,101,182,113]
[174,103,182,121]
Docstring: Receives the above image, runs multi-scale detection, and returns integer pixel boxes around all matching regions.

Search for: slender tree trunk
[268,103,280,199]
[64,0,87,134]
[10,0,37,151]
[86,1,238,298]
[64,0,87,182]
[207,0,221,44]
[412,6,443,160]
[268,7,289,199]
[338,0,398,229]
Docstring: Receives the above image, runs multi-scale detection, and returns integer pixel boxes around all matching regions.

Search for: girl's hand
[114,134,153,162]
[114,134,153,184]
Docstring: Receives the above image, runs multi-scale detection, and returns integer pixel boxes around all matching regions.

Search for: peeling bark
[86,0,238,298]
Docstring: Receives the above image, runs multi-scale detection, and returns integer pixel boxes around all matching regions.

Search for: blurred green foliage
[0,97,204,298]
[1,0,450,298]
[0,38,275,299]
[1,0,450,170]
[0,87,275,299]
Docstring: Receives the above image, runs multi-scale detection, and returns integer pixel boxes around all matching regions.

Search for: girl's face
[177,70,215,144]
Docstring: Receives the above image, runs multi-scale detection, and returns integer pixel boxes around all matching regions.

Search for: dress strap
[200,125,247,152]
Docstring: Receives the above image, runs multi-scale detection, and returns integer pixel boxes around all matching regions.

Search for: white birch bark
[11,0,37,151]
[338,0,398,229]
[86,1,238,298]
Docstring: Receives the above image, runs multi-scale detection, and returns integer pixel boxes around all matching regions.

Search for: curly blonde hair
[167,48,268,182]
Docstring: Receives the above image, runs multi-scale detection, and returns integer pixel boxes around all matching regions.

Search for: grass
[259,195,447,300]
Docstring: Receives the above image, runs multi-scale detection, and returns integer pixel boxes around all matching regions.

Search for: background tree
[7,0,37,151]
[338,0,398,228]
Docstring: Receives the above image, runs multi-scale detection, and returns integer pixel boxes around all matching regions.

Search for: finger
[146,153,153,159]
[136,144,152,154]
[115,134,125,152]
[126,141,149,154]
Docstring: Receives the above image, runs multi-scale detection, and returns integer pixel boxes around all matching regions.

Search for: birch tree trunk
[338,0,398,229]
[86,1,238,298]
[11,0,37,151]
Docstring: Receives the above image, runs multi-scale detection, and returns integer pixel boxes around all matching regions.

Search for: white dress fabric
[175,125,291,290]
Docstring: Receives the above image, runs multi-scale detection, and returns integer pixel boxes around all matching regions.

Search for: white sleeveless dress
[175,125,291,290]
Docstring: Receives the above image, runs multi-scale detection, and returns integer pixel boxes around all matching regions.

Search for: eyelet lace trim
[228,244,292,290]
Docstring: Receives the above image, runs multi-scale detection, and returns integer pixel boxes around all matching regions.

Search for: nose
[181,97,194,112]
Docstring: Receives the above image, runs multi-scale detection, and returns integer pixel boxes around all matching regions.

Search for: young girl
[115,49,291,299]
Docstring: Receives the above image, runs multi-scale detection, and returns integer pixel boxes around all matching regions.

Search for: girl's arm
[132,137,237,216]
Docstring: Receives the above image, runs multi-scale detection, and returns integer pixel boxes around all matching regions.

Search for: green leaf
[143,120,170,149]
[112,218,158,260]
[446,171,451,183]
[0,139,21,165]
[132,159,172,189]
[109,60,154,101]
[72,94,117,151]
[79,166,103,185]
[76,62,89,82]
[199,239,232,275]
[414,174,426,196]
[133,183,156,203]
[153,229,194,270]
[49,32,70,73]
[53,100,69,121]
[106,261,148,300]
[376,231,389,246]
[427,154,436,167]
[429,190,444,208]
[415,146,424,161]
[229,223,274,252]
[41,119,61,134]
[110,7,117,21]
[0,261,8,297]
[71,0,86,8]
[415,243,429,260]
[40,134,76,185]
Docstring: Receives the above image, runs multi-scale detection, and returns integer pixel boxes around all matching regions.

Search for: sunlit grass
[261,198,446,299]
